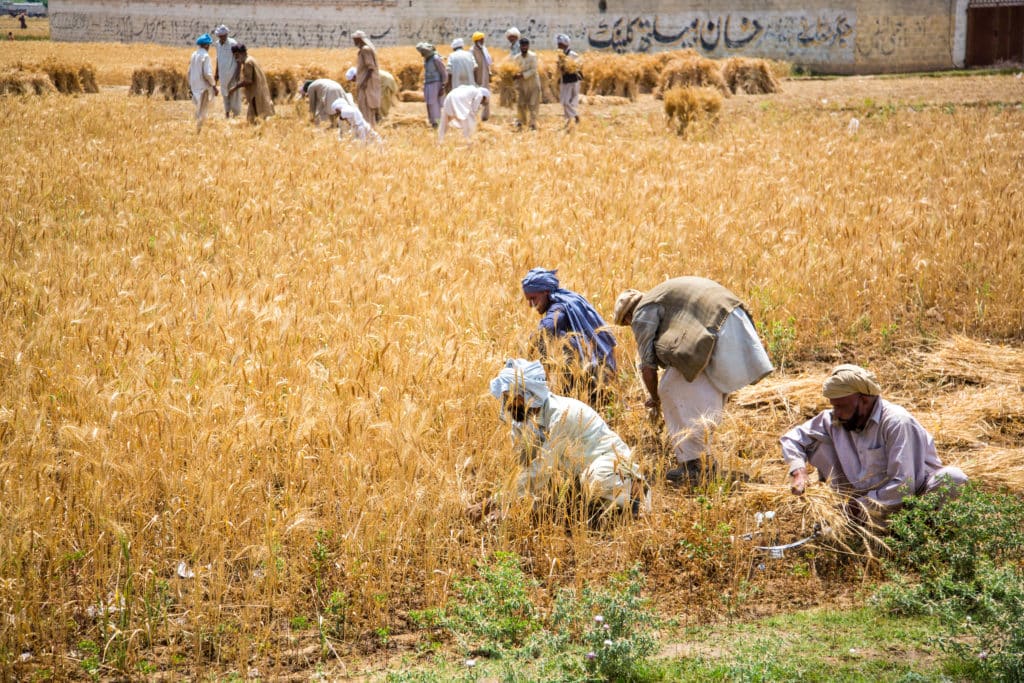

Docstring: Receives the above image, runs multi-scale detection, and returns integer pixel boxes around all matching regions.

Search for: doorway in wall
[966,2,1024,65]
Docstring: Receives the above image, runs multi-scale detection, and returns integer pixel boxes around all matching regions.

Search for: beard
[835,405,869,432]
[508,403,527,422]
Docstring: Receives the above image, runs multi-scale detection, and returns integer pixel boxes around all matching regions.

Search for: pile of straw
[538,60,560,104]
[265,68,298,103]
[657,55,729,99]
[38,60,99,94]
[581,53,640,100]
[0,69,57,96]
[635,50,690,93]
[128,66,189,100]
[398,89,424,103]
[388,60,422,92]
[722,57,781,95]
[663,85,723,135]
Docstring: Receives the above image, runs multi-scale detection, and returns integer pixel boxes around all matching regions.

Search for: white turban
[479,88,491,100]
[556,34,570,47]
[505,27,520,39]
[822,364,882,399]
[450,38,464,49]
[489,359,550,410]
[213,25,229,36]
[345,66,357,82]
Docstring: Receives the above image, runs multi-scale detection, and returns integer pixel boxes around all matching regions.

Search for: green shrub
[878,484,1024,679]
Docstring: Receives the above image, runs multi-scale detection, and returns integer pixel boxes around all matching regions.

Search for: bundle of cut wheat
[0,69,57,96]
[389,60,423,92]
[580,53,640,100]
[154,66,189,100]
[657,55,729,99]
[663,85,723,135]
[129,67,156,96]
[265,68,298,103]
[492,60,520,107]
[722,57,781,95]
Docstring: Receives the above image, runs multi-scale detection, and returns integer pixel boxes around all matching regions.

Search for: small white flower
[849,648,857,654]
[586,651,596,660]
[465,658,476,668]
[593,614,604,623]
[603,639,613,647]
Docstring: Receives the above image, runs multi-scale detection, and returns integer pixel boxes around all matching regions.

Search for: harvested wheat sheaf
[664,85,723,135]
[722,57,781,95]
[658,55,730,98]
[128,65,190,100]
[582,52,640,100]
[265,68,298,103]
[398,89,425,102]
[492,60,520,107]
[0,69,57,96]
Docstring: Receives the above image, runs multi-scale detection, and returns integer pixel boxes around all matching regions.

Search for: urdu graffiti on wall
[586,12,855,60]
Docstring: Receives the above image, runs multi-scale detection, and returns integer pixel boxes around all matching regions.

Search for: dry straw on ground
[0,69,56,96]
[1,39,1023,679]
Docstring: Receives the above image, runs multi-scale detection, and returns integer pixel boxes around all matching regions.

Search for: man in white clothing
[782,364,968,526]
[188,33,218,132]
[614,277,773,485]
[213,25,240,118]
[330,92,382,144]
[471,359,649,523]
[447,38,477,89]
[437,85,489,144]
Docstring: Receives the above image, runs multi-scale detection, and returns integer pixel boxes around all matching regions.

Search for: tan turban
[822,364,882,399]
[613,289,643,325]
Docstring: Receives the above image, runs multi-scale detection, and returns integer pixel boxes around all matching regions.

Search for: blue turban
[196,33,212,46]
[520,268,617,372]
[521,267,560,294]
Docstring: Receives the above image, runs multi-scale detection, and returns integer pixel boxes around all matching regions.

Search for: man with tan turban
[613,277,773,485]
[781,364,967,525]
[352,30,381,127]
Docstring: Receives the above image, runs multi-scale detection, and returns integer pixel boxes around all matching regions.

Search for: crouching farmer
[472,359,649,524]
[782,364,968,526]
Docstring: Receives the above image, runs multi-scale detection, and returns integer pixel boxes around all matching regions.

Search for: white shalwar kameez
[215,37,241,116]
[188,48,216,131]
[511,394,650,514]
[438,85,488,143]
[330,93,382,144]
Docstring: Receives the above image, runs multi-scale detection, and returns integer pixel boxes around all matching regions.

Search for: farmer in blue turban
[521,268,617,404]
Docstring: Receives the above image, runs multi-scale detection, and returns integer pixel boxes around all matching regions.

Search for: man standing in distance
[352,30,381,127]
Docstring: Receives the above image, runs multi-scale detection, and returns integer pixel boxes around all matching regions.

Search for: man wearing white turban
[555,34,582,126]
[475,359,649,523]
[781,364,968,525]
[613,277,773,485]
[352,30,381,127]
[447,37,478,89]
[213,25,240,118]
[437,85,489,144]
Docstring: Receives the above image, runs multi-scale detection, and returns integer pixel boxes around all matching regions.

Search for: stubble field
[2,39,1024,679]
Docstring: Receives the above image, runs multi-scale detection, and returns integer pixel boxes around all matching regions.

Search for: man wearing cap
[416,42,447,128]
[555,34,583,126]
[521,268,616,404]
[471,32,492,121]
[352,30,381,127]
[213,25,240,118]
[188,34,218,133]
[511,37,541,130]
[782,364,968,526]
[447,38,477,90]
[345,66,396,119]
[329,90,382,144]
[303,77,345,125]
[614,277,773,484]
[228,45,274,123]
[471,359,649,524]
[505,27,521,55]
[437,85,489,144]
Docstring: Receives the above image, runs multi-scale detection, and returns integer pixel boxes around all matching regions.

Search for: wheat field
[1,39,1023,678]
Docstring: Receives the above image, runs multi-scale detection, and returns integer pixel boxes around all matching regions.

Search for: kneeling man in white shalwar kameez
[438,85,490,144]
